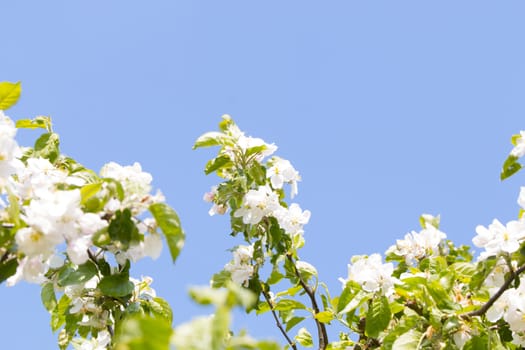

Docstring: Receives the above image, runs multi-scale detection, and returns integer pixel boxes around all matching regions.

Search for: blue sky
[2,1,525,348]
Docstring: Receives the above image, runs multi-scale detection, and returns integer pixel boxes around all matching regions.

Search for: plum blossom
[267,157,301,198]
[473,219,525,259]
[340,254,398,296]
[511,131,525,158]
[388,226,446,265]
[224,244,254,287]
[234,185,281,225]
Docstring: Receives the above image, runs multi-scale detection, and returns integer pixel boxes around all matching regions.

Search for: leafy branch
[262,289,298,350]
[463,263,525,318]
[287,254,328,350]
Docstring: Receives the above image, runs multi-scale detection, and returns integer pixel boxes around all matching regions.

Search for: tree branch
[463,263,525,318]
[287,255,328,350]
[262,289,297,350]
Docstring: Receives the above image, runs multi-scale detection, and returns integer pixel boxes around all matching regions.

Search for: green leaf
[41,282,57,312]
[211,270,231,288]
[212,306,231,350]
[219,114,235,131]
[295,327,313,348]
[146,297,173,323]
[392,329,423,350]
[469,257,497,290]
[189,286,228,306]
[336,286,353,313]
[247,162,266,185]
[267,264,284,285]
[80,182,102,205]
[114,315,173,350]
[205,154,233,175]
[501,155,522,180]
[0,81,21,110]
[274,299,307,312]
[365,296,391,338]
[193,131,229,149]
[51,294,71,332]
[226,282,257,309]
[0,258,18,283]
[512,133,522,146]
[285,316,305,332]
[315,310,335,323]
[108,209,141,251]
[57,261,98,286]
[33,132,60,163]
[16,116,52,130]
[98,274,134,297]
[463,333,489,350]
[149,203,185,263]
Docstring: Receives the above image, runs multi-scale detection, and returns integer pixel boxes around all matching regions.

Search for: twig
[463,263,525,318]
[262,290,297,350]
[287,255,328,350]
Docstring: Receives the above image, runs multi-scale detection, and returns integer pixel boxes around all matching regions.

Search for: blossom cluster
[3,153,164,285]
[486,275,525,347]
[387,223,447,266]
[199,118,311,289]
[340,254,397,297]
[224,244,255,287]
[0,110,166,287]
[0,101,176,350]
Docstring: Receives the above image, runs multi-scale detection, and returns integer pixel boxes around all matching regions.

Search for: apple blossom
[473,218,525,258]
[234,185,281,225]
[224,244,255,287]
[267,157,301,198]
[340,254,397,296]
[511,131,525,158]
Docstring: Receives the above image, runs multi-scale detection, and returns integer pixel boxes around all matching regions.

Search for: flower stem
[262,289,297,350]
[287,255,328,350]
[463,263,525,318]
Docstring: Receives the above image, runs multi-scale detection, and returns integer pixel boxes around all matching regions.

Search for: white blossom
[234,185,280,225]
[224,244,254,287]
[0,112,22,187]
[71,330,111,350]
[203,186,228,216]
[473,219,525,258]
[267,157,301,198]
[7,255,49,286]
[275,203,311,236]
[388,226,446,265]
[172,316,214,349]
[340,254,397,296]
[100,162,163,214]
[130,276,157,302]
[511,131,525,158]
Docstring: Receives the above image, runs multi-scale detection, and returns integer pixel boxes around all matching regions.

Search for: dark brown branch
[463,263,525,318]
[262,289,297,350]
[287,255,328,350]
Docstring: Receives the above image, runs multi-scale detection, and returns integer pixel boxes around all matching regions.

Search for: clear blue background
[2,1,525,348]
